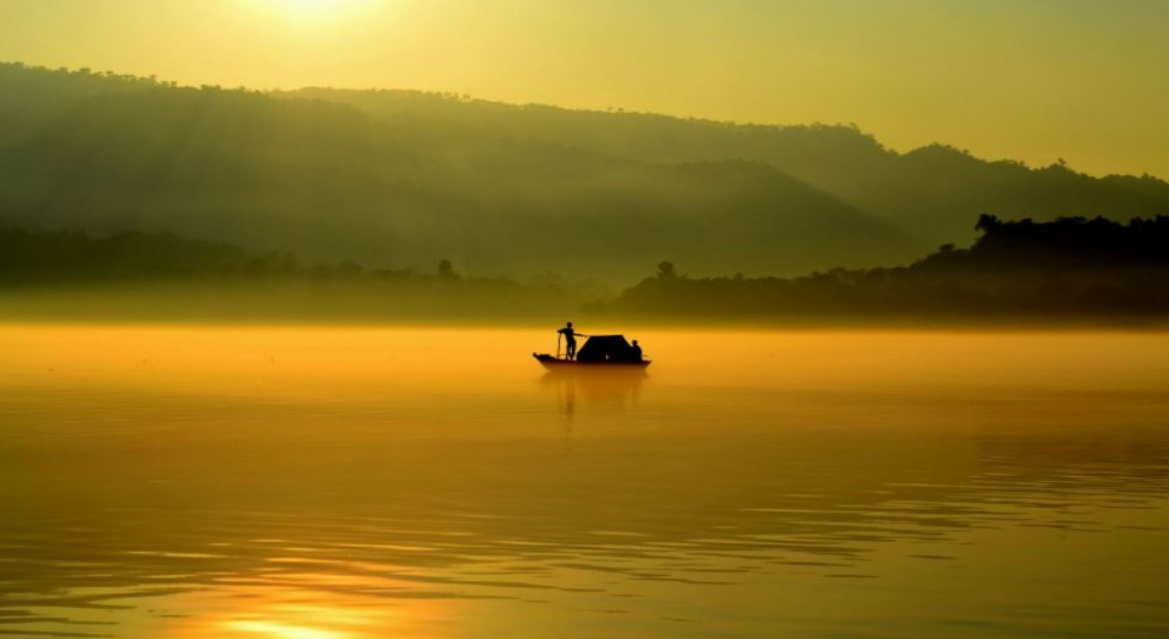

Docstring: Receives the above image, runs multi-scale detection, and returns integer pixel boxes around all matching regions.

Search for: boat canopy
[576,335,638,363]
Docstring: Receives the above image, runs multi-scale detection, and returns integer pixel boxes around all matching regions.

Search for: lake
[1,325,1167,638]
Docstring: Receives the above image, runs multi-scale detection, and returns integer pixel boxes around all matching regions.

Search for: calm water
[1,326,1167,638]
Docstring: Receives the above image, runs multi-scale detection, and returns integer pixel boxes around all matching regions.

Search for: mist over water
[1,326,1167,638]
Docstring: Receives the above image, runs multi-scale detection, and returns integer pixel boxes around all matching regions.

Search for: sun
[281,0,345,16]
[248,0,382,26]
[256,0,376,20]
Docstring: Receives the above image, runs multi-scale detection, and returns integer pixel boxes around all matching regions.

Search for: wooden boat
[533,353,650,371]
[533,334,650,371]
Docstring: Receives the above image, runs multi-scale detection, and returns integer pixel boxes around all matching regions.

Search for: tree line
[4,217,1168,322]
[604,216,1169,319]
[0,227,606,321]
[0,227,395,284]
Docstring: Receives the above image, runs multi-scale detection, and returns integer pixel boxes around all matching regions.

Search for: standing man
[558,321,584,360]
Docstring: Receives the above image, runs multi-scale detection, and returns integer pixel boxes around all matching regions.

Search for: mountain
[3,62,1167,285]
[289,87,1169,247]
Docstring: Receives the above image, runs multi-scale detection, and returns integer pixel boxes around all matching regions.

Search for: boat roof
[577,335,636,362]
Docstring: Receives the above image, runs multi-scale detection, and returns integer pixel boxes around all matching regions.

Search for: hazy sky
[2,0,1167,178]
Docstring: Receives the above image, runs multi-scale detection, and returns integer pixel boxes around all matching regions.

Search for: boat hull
[533,353,650,371]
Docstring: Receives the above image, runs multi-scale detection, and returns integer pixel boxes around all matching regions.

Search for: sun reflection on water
[172,588,434,639]
[214,602,397,639]
[228,619,350,639]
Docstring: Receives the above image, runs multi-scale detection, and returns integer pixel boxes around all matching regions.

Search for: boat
[533,334,650,371]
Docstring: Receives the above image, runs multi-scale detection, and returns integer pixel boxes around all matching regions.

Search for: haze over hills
[291,87,1169,247]
[3,63,1168,284]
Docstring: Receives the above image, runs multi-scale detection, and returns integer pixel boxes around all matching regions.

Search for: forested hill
[607,216,1169,320]
[289,88,1169,246]
[0,63,922,283]
[2,63,1167,285]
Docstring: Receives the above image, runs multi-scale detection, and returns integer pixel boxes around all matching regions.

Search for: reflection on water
[1,326,1167,638]
[541,369,645,422]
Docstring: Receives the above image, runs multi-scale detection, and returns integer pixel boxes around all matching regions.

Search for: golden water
[1,326,1167,638]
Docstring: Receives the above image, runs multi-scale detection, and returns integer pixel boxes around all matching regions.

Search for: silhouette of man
[558,321,583,360]
[631,339,643,362]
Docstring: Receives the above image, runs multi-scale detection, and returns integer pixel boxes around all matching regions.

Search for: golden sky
[2,0,1167,178]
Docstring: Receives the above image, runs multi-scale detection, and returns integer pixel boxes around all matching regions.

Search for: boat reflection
[539,368,646,419]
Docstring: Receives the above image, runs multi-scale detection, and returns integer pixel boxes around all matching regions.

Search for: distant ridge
[2,62,1167,284]
[290,87,1169,247]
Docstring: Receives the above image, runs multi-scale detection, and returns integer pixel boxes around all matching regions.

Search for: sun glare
[257,0,374,22]
[283,0,339,14]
